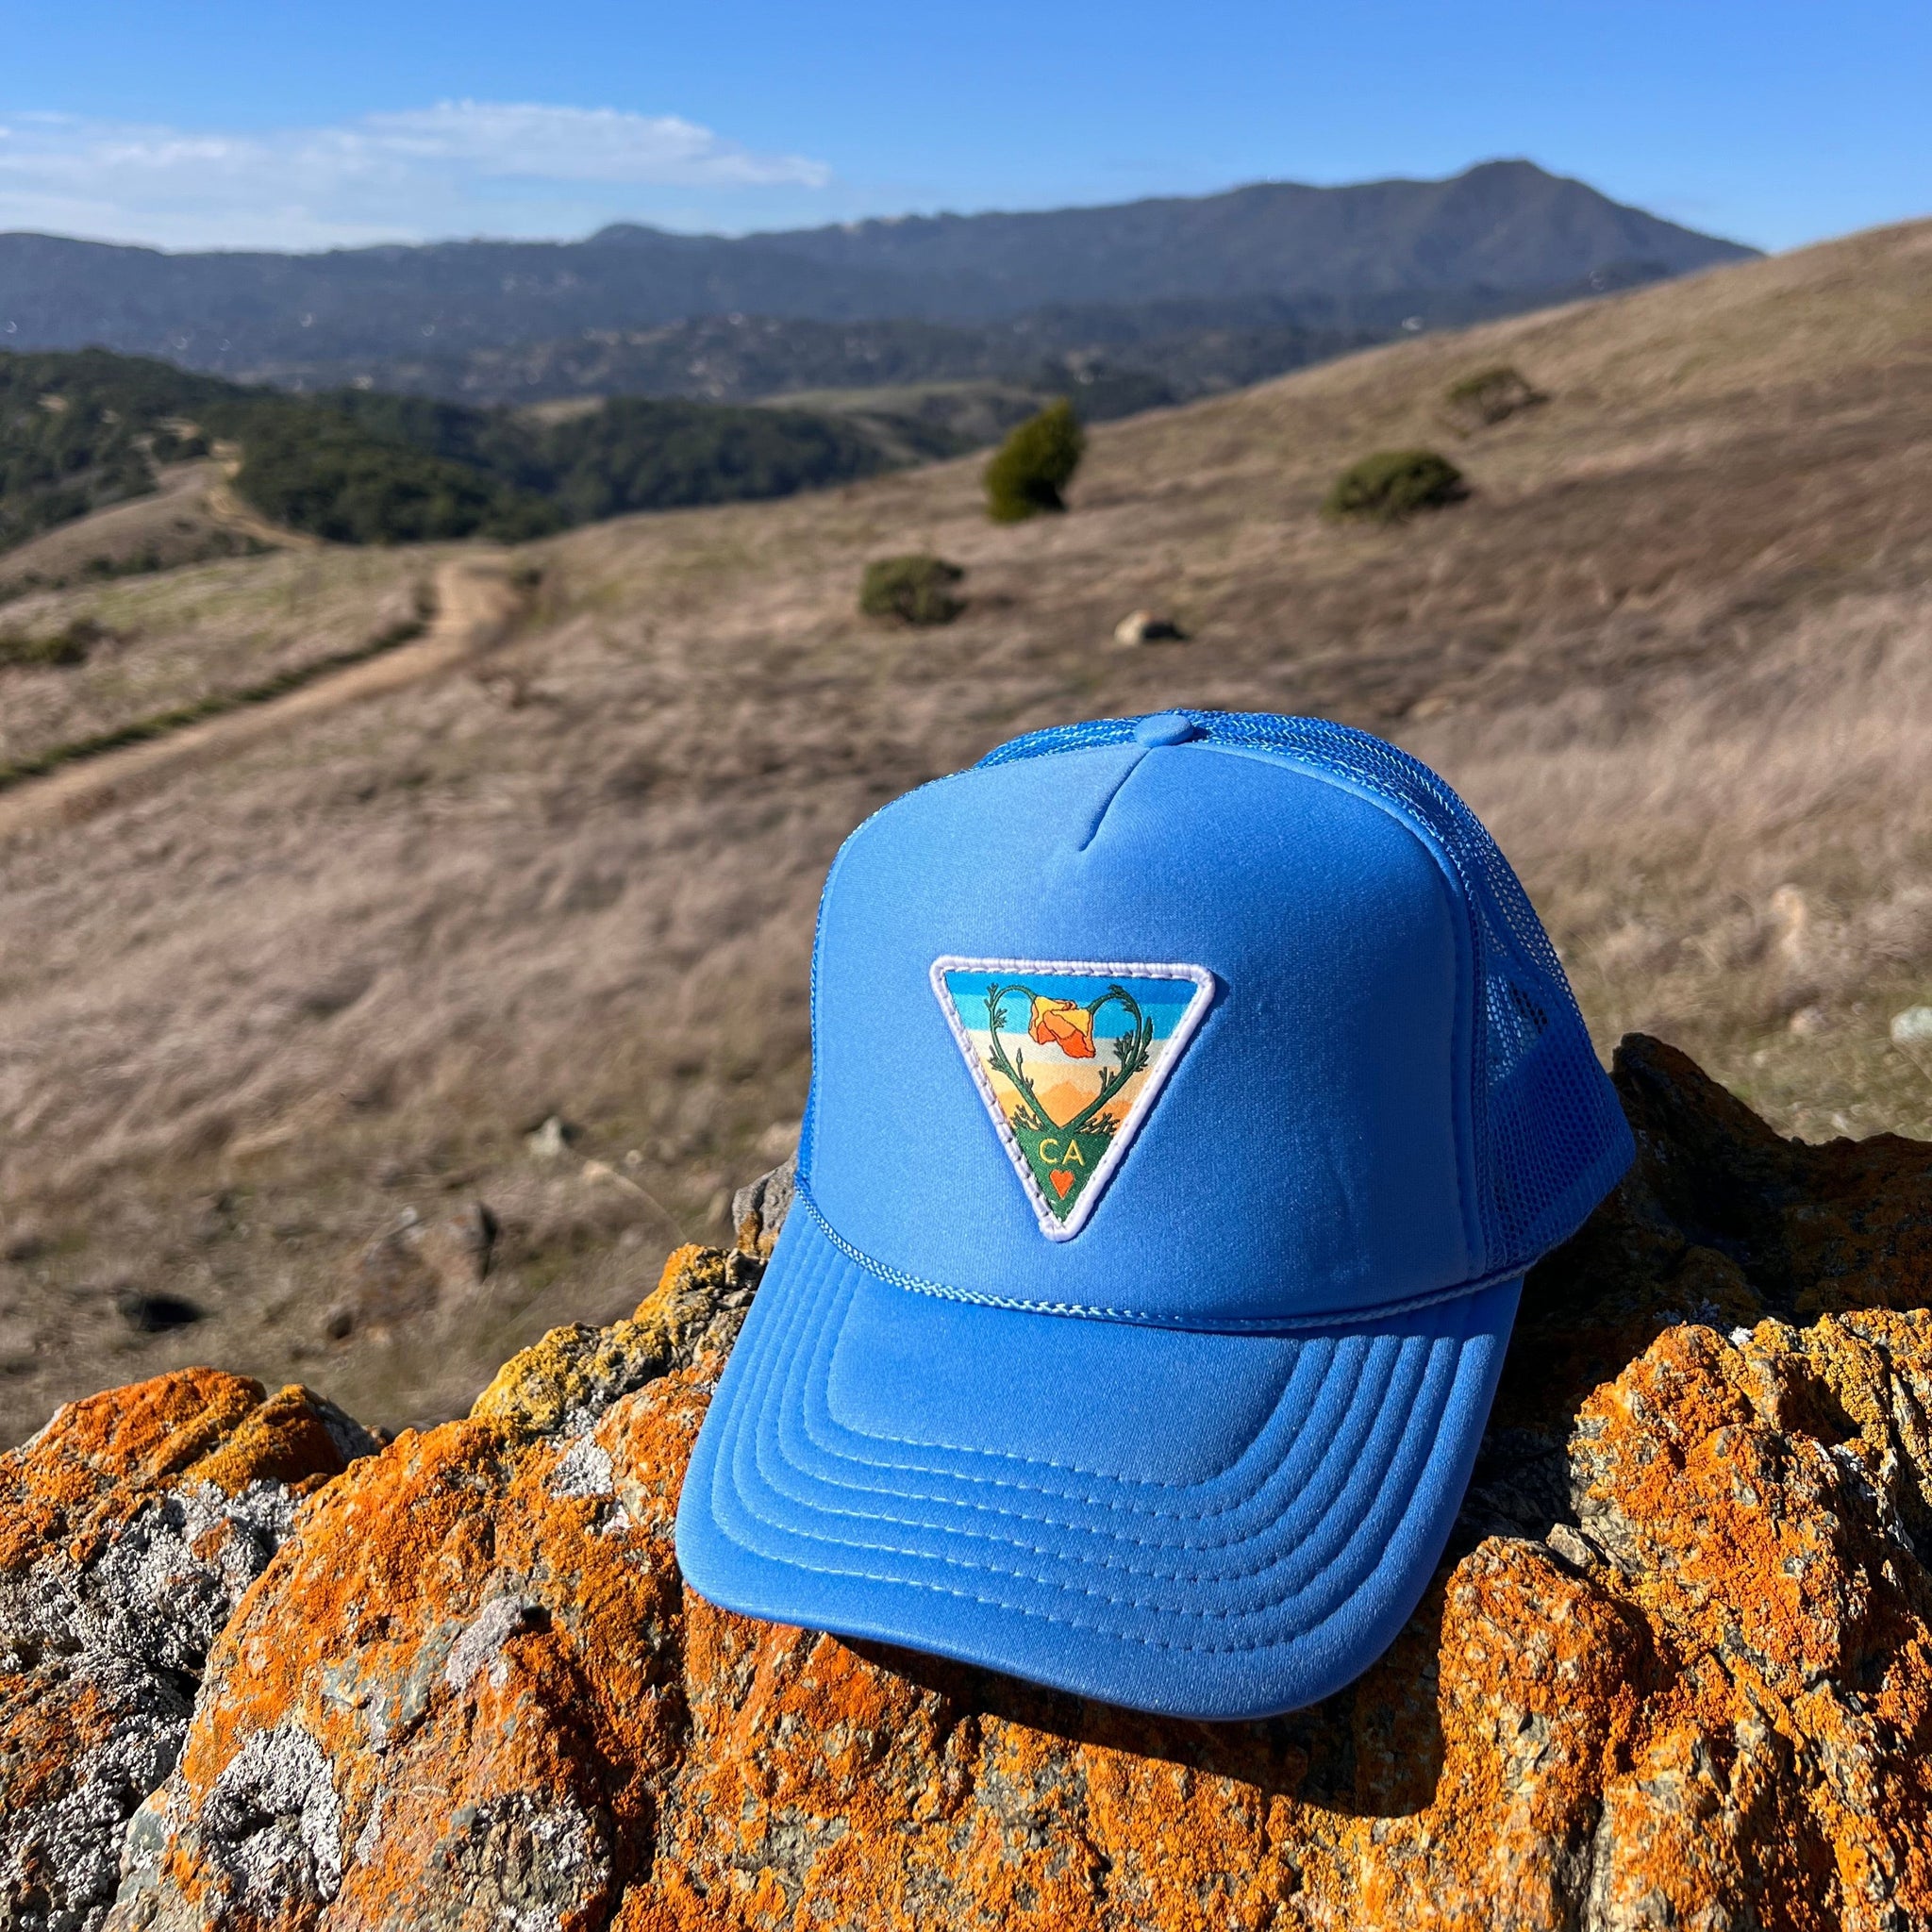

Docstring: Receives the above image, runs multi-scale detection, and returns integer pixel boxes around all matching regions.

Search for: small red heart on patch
[1049,1169,1075,1199]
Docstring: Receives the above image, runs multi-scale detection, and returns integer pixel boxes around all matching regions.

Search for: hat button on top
[1132,710,1202,747]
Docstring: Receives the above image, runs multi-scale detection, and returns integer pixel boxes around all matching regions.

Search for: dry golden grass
[0,544,432,770]
[0,217,1928,1441]
[0,461,258,600]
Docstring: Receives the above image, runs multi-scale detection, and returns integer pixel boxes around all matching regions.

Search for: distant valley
[0,349,910,580]
[0,161,1760,575]
[228,276,1672,414]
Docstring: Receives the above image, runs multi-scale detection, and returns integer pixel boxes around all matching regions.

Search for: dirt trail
[0,555,522,841]
[206,450,322,552]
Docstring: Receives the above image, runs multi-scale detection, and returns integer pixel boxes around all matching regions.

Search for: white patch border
[929,955,1216,1241]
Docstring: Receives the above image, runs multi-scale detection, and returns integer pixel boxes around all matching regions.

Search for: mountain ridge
[663,158,1757,299]
[0,160,1757,386]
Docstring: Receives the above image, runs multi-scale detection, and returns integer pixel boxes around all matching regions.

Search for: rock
[731,1155,795,1256]
[422,1200,497,1287]
[2,1035,1928,1928]
[1890,1005,1932,1044]
[1111,609,1187,645]
[0,1373,375,1932]
[331,1201,497,1337]
[525,1115,575,1161]
[469,1241,762,1438]
[1567,1315,1932,1927]
[104,1243,754,1931]
[1769,881,1808,961]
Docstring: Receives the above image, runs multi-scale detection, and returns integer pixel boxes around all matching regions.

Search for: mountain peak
[586,222,674,247]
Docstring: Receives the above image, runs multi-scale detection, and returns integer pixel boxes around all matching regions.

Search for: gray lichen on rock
[0,1375,374,1932]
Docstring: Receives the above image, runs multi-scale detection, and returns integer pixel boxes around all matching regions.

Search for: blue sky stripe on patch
[941,970,1195,1040]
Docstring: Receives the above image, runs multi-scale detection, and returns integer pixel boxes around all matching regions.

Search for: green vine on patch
[981,983,1049,1130]
[1060,986,1153,1138]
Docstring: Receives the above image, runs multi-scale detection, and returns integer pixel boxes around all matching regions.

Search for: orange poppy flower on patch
[1029,995,1095,1058]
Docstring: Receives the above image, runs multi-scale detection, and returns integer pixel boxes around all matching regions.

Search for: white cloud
[358,102,828,189]
[0,102,833,251]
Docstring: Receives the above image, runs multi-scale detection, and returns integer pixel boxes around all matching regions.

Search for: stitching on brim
[765,1261,1457,1570]
[713,1322,1467,1651]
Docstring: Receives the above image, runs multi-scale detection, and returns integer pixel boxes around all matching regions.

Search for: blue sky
[1,0,1926,252]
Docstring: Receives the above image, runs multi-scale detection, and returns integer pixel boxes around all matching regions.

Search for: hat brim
[675,1207,1517,1722]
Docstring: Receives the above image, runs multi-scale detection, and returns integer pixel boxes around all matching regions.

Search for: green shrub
[1443,365,1545,430]
[1323,449,1467,523]
[859,554,965,625]
[231,416,560,545]
[983,398,1086,523]
[0,614,109,668]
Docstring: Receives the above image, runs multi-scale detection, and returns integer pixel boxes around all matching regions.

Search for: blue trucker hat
[675,709,1632,1720]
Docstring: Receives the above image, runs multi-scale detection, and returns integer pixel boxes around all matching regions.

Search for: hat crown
[799,710,1628,1328]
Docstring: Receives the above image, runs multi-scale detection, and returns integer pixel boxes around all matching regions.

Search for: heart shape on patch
[1049,1169,1075,1199]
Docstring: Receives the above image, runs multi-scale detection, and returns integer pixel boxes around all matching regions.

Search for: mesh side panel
[979,710,1633,1273]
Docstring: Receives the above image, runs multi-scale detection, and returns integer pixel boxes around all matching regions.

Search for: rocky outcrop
[0,1373,376,1932]
[4,1040,1930,1928]
[1111,610,1188,646]
[104,1244,760,1931]
[729,1158,794,1259]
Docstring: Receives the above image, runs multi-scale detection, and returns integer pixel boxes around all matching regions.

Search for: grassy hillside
[0,349,901,566]
[0,217,1925,1447]
[0,546,431,774]
[0,352,233,550]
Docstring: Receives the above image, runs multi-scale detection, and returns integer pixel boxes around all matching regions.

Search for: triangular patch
[931,956,1214,1240]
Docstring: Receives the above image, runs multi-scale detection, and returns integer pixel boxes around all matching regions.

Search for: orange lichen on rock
[470,1241,760,1438]
[185,1381,375,1500]
[591,1308,1932,1932]
[111,1320,1932,1929]
[0,1368,262,1572]
[106,1249,761,1930]
[631,1527,1646,1931]
[108,1357,728,1930]
[0,1368,373,1574]
[1573,1314,1932,1928]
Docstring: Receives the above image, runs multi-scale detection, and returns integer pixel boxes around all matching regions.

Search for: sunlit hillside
[1,216,1928,1442]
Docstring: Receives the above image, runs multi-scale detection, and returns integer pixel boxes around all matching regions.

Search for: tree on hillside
[983,398,1085,523]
